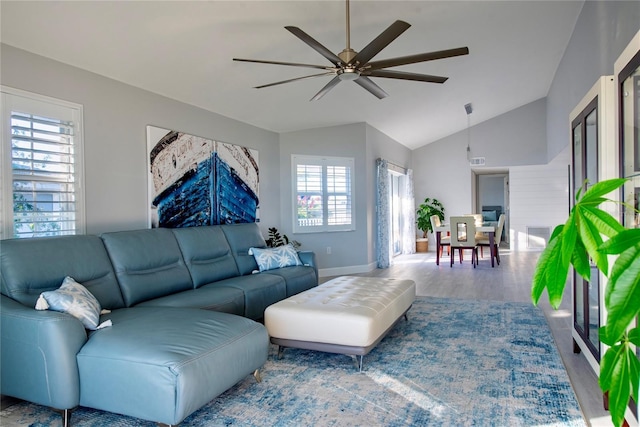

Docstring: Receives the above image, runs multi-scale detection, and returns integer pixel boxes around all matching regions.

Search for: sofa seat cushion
[77,307,268,425]
[135,285,244,316]
[212,274,286,320]
[263,266,317,297]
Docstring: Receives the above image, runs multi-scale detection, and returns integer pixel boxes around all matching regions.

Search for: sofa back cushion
[101,228,193,306]
[221,223,265,275]
[171,226,240,288]
[0,235,125,309]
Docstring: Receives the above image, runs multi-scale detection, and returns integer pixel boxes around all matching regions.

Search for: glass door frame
[571,96,601,361]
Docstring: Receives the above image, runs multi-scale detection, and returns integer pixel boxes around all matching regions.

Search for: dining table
[434,221,498,267]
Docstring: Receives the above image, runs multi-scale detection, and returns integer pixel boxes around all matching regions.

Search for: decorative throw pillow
[35,276,111,330]
[248,244,303,272]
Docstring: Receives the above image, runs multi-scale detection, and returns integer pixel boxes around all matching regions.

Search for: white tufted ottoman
[264,276,416,371]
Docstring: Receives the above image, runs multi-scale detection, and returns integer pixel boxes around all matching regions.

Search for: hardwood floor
[322,247,614,427]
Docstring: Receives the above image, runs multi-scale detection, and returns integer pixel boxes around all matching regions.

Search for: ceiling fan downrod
[341,0,357,65]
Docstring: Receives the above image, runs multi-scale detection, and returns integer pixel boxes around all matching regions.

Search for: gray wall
[278,123,412,274]
[1,44,281,235]
[546,1,640,160]
[412,97,547,222]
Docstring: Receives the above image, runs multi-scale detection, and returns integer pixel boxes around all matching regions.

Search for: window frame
[1,86,86,239]
[292,154,355,233]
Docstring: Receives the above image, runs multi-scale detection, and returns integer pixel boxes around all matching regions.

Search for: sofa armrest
[297,251,318,284]
[1,294,87,410]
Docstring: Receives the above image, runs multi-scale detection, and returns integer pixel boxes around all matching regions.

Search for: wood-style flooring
[322,247,614,427]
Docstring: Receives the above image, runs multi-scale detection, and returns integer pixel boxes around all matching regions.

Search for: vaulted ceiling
[0,1,584,149]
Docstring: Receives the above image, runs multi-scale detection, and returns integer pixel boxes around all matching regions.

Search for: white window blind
[293,155,355,233]
[1,87,85,239]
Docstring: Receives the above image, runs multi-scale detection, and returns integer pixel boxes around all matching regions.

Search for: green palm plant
[531,178,640,427]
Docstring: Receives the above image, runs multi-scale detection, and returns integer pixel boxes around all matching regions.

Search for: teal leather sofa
[0,223,318,426]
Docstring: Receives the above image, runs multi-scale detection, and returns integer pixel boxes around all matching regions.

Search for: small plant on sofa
[266,227,300,249]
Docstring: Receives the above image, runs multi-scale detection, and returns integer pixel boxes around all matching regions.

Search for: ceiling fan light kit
[234,0,469,100]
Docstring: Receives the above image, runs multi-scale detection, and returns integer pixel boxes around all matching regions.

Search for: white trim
[292,154,356,234]
[318,261,377,278]
[0,86,85,238]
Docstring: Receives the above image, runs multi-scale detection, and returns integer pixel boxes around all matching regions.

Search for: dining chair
[464,213,487,257]
[430,215,450,259]
[477,213,505,265]
[449,216,478,268]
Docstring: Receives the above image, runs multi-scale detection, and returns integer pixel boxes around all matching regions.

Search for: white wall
[0,44,281,235]
[509,147,570,251]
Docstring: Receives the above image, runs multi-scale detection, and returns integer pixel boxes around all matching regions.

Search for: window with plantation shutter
[292,155,355,233]
[1,87,85,239]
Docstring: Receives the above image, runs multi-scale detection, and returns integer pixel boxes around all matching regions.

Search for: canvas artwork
[147,126,259,228]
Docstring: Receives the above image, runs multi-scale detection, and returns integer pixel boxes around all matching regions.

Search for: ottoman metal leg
[254,368,262,383]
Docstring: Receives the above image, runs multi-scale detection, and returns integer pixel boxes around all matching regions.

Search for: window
[1,87,85,239]
[293,155,355,233]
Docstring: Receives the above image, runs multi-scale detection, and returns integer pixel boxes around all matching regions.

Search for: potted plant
[416,198,445,252]
[265,227,301,249]
[531,178,639,427]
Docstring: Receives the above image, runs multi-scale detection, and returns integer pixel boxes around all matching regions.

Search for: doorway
[473,171,509,245]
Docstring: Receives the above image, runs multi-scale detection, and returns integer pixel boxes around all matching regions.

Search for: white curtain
[376,159,391,268]
[401,169,416,254]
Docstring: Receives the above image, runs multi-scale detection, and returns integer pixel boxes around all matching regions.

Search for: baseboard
[318,262,377,278]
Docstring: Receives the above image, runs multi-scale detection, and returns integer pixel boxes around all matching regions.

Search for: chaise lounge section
[0,223,317,426]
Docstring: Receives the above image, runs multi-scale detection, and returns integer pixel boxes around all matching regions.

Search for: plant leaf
[599,343,618,391]
[599,326,615,347]
[549,223,564,243]
[576,206,608,274]
[571,238,591,281]
[599,343,633,427]
[630,348,640,407]
[600,229,640,255]
[580,178,627,204]
[604,244,640,342]
[531,230,569,309]
[580,205,625,238]
[629,327,640,347]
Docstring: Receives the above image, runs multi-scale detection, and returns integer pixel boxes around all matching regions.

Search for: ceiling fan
[233,0,469,101]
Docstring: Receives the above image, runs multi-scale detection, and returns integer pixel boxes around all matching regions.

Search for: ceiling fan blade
[354,76,389,99]
[254,72,336,89]
[366,47,469,70]
[350,20,411,66]
[233,58,335,71]
[364,69,448,84]
[311,76,341,101]
[285,26,343,67]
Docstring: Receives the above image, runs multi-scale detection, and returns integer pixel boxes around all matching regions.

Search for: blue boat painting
[147,126,259,228]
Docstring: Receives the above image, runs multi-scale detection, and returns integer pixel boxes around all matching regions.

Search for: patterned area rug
[2,297,586,426]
